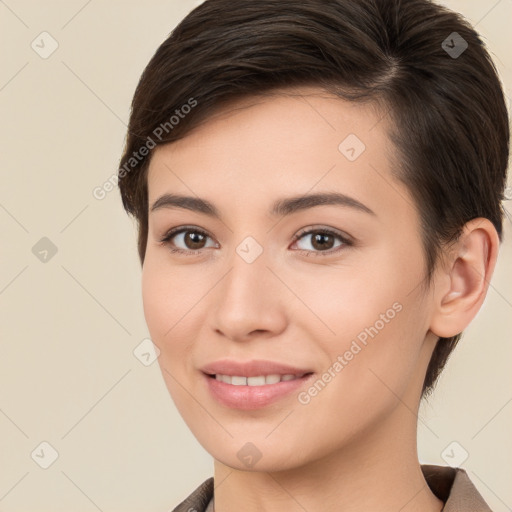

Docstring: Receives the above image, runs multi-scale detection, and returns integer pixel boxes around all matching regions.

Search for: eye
[159,225,353,257]
[159,226,217,256]
[291,226,353,257]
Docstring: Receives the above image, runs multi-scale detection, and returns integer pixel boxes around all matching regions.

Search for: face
[142,87,438,472]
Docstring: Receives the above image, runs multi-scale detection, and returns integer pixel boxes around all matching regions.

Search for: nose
[210,245,287,343]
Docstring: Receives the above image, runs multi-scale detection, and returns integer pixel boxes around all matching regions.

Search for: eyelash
[159,225,353,257]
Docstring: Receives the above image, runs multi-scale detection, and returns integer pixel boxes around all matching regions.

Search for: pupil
[187,232,205,249]
[313,233,333,250]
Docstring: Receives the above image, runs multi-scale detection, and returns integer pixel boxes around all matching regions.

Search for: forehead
[146,86,415,226]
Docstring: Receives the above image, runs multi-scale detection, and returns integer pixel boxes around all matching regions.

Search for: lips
[200,359,315,409]
[200,359,313,378]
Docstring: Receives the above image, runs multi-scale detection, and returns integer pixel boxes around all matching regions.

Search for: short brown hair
[118,0,510,398]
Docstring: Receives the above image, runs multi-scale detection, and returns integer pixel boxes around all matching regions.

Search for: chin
[201,434,315,474]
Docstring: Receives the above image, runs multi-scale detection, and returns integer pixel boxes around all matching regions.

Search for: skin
[141,86,499,512]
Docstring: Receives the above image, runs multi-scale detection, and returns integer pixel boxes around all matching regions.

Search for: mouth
[199,359,315,409]
[205,372,313,386]
[202,370,315,409]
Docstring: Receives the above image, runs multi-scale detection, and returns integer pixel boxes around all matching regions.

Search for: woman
[117,0,509,510]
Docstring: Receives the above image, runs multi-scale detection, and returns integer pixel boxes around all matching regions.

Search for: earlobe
[429,218,499,338]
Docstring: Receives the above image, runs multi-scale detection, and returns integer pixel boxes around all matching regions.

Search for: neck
[212,403,443,512]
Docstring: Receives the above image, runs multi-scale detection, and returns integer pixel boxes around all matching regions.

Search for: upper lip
[200,359,313,377]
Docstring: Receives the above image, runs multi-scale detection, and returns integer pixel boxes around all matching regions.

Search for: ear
[429,218,500,338]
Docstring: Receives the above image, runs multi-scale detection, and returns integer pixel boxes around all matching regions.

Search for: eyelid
[292,225,354,244]
[160,225,210,242]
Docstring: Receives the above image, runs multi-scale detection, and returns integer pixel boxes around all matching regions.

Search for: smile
[210,373,309,386]
[203,371,315,409]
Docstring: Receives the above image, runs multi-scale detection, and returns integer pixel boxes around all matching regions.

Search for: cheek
[141,261,196,409]
[292,250,427,398]
[292,306,424,456]
[285,258,402,344]
[141,258,188,366]
[329,293,428,423]
[141,252,193,339]
[141,262,168,340]
[141,257,204,372]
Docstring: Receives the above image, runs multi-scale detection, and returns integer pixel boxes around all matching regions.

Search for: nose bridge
[211,233,284,339]
[222,234,272,308]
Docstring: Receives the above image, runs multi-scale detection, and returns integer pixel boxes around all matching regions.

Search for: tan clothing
[171,465,492,511]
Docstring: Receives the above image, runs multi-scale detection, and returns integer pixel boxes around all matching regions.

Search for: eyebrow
[150,192,376,219]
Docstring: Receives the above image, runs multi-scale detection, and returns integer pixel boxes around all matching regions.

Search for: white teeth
[231,376,247,386]
[214,373,305,385]
[265,374,281,384]
[247,376,266,386]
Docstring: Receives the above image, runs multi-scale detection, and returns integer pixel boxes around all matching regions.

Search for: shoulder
[421,464,493,511]
[170,477,214,512]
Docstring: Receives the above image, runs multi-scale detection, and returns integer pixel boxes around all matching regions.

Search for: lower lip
[203,372,314,410]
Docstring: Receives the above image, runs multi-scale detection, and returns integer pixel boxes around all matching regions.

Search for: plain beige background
[0,1,511,511]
